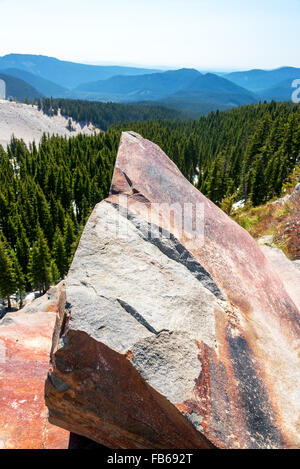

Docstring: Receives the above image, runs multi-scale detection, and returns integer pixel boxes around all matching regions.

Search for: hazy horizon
[2,52,296,73]
[0,0,299,70]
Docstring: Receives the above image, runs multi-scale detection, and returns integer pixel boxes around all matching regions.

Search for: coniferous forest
[0,100,299,306]
[34,98,186,130]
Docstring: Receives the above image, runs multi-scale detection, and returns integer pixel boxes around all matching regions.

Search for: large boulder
[45,132,300,449]
[0,284,69,449]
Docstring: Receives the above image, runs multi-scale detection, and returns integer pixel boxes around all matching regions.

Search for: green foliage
[281,163,300,194]
[219,193,237,216]
[237,215,260,233]
[0,235,16,308]
[0,100,300,304]
[50,260,60,286]
[53,228,68,279]
[28,227,53,294]
[63,215,77,263]
[34,98,186,131]
[0,129,120,302]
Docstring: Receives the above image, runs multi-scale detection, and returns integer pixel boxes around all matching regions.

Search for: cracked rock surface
[45,132,300,449]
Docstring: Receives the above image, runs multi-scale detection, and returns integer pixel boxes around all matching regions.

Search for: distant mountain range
[0,72,42,100]
[76,68,201,99]
[225,67,300,93]
[0,54,158,89]
[163,73,257,115]
[225,67,300,102]
[119,72,257,117]
[259,79,299,102]
[0,54,299,116]
[1,68,68,98]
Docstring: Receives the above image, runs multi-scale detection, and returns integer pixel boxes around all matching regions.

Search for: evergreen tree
[63,215,77,263]
[9,248,25,308]
[53,228,68,278]
[50,260,60,286]
[28,243,42,293]
[16,227,30,278]
[28,227,52,294]
[0,236,16,309]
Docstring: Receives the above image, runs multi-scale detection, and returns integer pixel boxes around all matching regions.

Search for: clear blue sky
[0,0,299,70]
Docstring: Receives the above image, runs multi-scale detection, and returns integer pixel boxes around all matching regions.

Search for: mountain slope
[76,68,202,101]
[226,67,300,93]
[0,54,160,89]
[75,69,256,115]
[153,92,255,118]
[142,73,257,117]
[185,73,255,95]
[1,68,69,97]
[0,100,99,148]
[259,78,297,102]
[0,72,42,100]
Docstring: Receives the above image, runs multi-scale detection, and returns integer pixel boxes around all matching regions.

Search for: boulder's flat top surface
[0,288,69,449]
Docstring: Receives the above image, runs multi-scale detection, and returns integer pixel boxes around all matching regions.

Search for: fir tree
[53,228,68,279]
[9,248,25,308]
[28,227,52,294]
[63,215,77,263]
[50,260,60,286]
[0,236,16,309]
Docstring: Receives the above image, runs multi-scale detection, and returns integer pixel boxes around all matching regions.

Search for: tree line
[34,98,186,131]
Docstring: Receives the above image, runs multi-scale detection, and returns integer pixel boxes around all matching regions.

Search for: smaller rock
[290,183,300,203]
[258,235,275,247]
[0,283,69,449]
[293,260,300,272]
[272,183,300,206]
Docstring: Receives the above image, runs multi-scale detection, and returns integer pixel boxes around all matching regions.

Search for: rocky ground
[0,99,100,148]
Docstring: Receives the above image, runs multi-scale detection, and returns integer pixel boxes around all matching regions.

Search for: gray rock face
[66,201,223,357]
[45,200,220,449]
